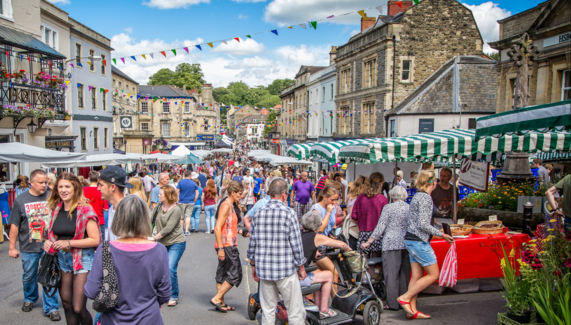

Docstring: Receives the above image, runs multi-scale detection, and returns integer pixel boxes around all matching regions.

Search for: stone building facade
[111,66,143,153]
[489,0,570,112]
[333,0,484,140]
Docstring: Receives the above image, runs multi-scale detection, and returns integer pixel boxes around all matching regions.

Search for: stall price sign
[458,158,490,192]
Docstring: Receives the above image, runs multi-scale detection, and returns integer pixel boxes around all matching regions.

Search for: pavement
[1,217,508,325]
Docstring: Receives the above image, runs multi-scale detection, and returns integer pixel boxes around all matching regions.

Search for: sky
[50,0,545,88]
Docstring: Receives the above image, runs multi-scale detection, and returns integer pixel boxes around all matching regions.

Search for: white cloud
[211,38,265,56]
[238,14,249,20]
[350,29,359,36]
[232,0,266,2]
[275,44,330,66]
[124,27,133,33]
[264,0,387,26]
[224,56,274,69]
[142,0,209,9]
[463,2,511,52]
[48,0,70,4]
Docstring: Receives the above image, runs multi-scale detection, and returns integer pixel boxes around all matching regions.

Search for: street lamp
[27,120,37,134]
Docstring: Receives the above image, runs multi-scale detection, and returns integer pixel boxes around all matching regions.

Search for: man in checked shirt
[247,178,307,325]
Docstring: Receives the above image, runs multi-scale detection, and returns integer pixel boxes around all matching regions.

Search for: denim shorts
[405,240,437,267]
[58,247,94,274]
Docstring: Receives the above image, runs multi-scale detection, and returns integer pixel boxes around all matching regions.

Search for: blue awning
[0,25,66,59]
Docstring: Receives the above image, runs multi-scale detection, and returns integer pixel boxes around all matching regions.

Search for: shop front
[197,134,215,149]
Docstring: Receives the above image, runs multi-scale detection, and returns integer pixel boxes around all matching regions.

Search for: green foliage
[263,109,278,138]
[459,181,539,212]
[486,52,500,61]
[499,242,532,315]
[267,79,295,96]
[148,63,205,92]
[212,80,284,109]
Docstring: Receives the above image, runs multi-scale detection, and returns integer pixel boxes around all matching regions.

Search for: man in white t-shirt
[243,169,254,190]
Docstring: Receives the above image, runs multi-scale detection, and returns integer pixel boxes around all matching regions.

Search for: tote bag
[439,243,457,287]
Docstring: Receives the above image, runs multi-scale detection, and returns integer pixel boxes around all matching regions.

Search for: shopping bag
[439,243,457,287]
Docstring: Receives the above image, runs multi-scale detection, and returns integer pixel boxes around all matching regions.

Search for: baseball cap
[99,166,134,189]
[191,172,198,179]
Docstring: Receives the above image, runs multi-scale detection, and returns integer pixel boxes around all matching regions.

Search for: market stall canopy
[251,153,312,166]
[211,148,233,153]
[309,139,384,165]
[214,140,232,149]
[287,143,312,160]
[141,154,185,163]
[248,150,272,157]
[171,145,191,157]
[191,150,211,159]
[173,155,204,165]
[475,100,571,139]
[41,153,145,168]
[338,129,571,164]
[0,143,86,163]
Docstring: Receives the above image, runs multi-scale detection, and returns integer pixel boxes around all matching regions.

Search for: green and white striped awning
[286,143,312,160]
[476,100,571,139]
[338,129,571,164]
[309,138,384,164]
[534,152,571,162]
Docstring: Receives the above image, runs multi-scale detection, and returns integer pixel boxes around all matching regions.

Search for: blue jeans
[20,252,59,314]
[191,205,202,231]
[204,205,216,233]
[165,241,186,301]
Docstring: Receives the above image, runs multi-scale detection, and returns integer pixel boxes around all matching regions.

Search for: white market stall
[0,143,86,163]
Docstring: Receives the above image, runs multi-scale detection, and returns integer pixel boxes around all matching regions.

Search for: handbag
[150,203,162,237]
[92,241,119,313]
[37,253,60,297]
[342,250,367,273]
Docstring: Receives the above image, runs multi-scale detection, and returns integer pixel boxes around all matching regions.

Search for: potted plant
[500,243,532,323]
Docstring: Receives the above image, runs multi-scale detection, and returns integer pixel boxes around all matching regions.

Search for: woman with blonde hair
[203,179,218,234]
[43,172,100,325]
[322,180,346,227]
[344,175,366,250]
[77,176,89,188]
[128,177,147,203]
[47,173,57,191]
[16,175,30,197]
[397,170,454,319]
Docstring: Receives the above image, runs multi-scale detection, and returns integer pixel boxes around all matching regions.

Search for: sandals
[397,299,414,315]
[320,308,338,319]
[210,299,227,313]
[168,300,177,307]
[221,304,235,311]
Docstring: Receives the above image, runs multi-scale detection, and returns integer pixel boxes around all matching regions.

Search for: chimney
[182,84,186,91]
[360,13,376,32]
[202,83,213,106]
[329,46,337,65]
[388,0,413,16]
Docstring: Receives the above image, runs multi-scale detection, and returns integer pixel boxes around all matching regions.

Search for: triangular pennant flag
[271,30,278,36]
[65,80,70,85]
[149,53,154,59]
[88,86,93,91]
[120,58,125,64]
[234,37,240,42]
[105,89,109,94]
[207,42,213,48]
[196,45,202,51]
[298,23,307,29]
[222,40,227,45]
[131,56,136,61]
[413,0,419,4]
[78,62,84,67]
[287,26,293,29]
[396,1,402,7]
[100,88,104,93]
[310,21,317,29]
[112,58,116,64]
[20,54,23,61]
[357,10,366,18]
[77,83,81,88]
[184,47,189,54]
[103,60,107,66]
[161,51,166,57]
[70,63,74,68]
[86,61,92,66]
[171,49,176,56]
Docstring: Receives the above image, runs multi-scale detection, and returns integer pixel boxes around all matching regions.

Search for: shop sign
[45,140,71,148]
[544,32,571,48]
[4,84,66,111]
[142,138,152,146]
[197,135,214,141]
[272,139,280,143]
[120,116,132,128]
[458,158,489,192]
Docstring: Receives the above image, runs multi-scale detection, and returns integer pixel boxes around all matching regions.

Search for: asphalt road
[1,216,508,325]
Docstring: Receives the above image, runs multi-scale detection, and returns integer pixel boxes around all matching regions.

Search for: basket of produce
[472,220,504,235]
[433,225,473,239]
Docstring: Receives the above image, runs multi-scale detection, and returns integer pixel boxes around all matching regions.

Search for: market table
[431,233,530,280]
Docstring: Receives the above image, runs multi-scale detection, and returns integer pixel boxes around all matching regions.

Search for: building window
[162,123,170,137]
[77,84,84,108]
[390,119,396,137]
[361,102,375,134]
[253,126,257,134]
[0,1,14,19]
[562,70,571,101]
[102,90,106,111]
[468,118,477,129]
[89,49,95,71]
[141,102,148,113]
[339,108,351,135]
[330,84,334,100]
[91,87,96,110]
[364,59,377,88]
[113,79,116,87]
[402,60,411,81]
[118,81,122,90]
[341,69,351,94]
[75,43,81,64]
[80,127,86,151]
[141,123,149,131]
[103,128,108,149]
[184,123,190,137]
[322,86,325,102]
[163,102,169,113]
[41,25,58,50]
[204,119,209,131]
[101,54,106,75]
[184,102,190,113]
[93,127,99,150]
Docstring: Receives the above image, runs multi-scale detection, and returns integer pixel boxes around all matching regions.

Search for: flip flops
[210,299,227,313]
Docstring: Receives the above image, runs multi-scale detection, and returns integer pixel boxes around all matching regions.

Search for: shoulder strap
[151,203,162,224]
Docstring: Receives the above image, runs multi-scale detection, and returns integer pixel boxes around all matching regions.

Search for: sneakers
[46,311,61,321]
[22,302,33,312]
[184,232,190,236]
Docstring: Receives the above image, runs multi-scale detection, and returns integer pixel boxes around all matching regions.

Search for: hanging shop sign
[458,158,490,192]
[197,135,215,141]
[142,138,152,146]
[120,116,133,128]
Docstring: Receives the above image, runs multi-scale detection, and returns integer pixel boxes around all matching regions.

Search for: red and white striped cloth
[439,243,457,287]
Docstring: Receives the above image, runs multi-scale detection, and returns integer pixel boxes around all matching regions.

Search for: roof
[347,14,402,42]
[0,25,65,59]
[139,85,196,99]
[497,1,549,22]
[112,66,138,85]
[274,104,281,109]
[260,108,270,115]
[388,56,497,116]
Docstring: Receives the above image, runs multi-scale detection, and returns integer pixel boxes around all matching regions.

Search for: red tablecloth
[430,233,530,280]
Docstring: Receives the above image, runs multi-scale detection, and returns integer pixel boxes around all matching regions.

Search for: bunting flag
[86,61,92,66]
[207,42,213,48]
[88,86,93,91]
[131,56,136,61]
[20,54,23,61]
[65,80,70,85]
[310,21,317,29]
[142,54,146,60]
[299,23,307,29]
[103,60,107,66]
[222,40,227,45]
[105,89,109,94]
[327,15,334,19]
[375,5,384,14]
[112,58,116,64]
[184,47,189,54]
[100,88,104,93]
[357,10,366,18]
[77,83,81,88]
[246,35,251,38]
[161,51,166,57]
[413,0,419,4]
[234,37,240,42]
[150,53,154,59]
[271,30,278,36]
[196,45,202,51]
[396,1,402,8]
[171,49,176,56]
[70,63,74,68]
[78,62,84,67]
[287,26,293,29]
[120,58,125,64]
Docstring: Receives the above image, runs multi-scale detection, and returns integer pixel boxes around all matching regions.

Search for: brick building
[333,0,484,140]
[488,0,570,112]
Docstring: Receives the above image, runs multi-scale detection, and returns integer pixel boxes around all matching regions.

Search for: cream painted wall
[388,114,489,137]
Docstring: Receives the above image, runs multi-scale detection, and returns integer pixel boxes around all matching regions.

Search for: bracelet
[67,240,71,248]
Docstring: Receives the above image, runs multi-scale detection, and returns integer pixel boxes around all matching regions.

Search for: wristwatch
[218,248,224,252]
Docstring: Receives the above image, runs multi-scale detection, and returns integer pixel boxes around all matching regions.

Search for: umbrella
[475,100,571,139]
[0,142,86,163]
[150,149,161,154]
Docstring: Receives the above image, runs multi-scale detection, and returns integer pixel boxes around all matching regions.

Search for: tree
[257,94,281,109]
[148,63,205,91]
[263,109,277,138]
[267,79,295,96]
[148,68,174,85]
[485,52,499,61]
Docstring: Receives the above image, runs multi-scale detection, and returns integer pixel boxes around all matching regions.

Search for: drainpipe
[391,35,396,109]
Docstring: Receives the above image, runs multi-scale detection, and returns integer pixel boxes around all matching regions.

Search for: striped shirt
[316,176,329,190]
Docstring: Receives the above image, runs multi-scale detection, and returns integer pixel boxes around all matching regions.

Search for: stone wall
[499,5,545,40]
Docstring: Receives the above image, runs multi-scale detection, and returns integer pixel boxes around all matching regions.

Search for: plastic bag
[439,243,457,287]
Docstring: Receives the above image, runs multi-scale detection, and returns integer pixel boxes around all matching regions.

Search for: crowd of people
[5,147,567,325]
